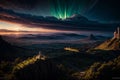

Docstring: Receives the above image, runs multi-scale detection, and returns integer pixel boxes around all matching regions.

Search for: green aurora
[50,0,98,19]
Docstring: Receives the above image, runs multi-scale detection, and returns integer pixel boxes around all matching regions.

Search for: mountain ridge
[94,27,120,50]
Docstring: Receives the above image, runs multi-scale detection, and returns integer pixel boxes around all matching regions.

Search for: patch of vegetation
[82,56,120,80]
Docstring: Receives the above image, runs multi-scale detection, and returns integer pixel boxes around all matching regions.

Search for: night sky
[0,0,120,22]
[0,0,120,34]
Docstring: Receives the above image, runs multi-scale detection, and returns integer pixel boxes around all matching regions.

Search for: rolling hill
[0,35,36,61]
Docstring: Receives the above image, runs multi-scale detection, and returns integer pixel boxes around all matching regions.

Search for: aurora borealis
[0,0,120,21]
[50,0,79,19]
[0,0,120,34]
[50,0,98,19]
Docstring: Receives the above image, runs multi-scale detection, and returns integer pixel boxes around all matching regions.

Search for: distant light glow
[0,20,76,35]
[0,20,59,32]
[64,47,79,52]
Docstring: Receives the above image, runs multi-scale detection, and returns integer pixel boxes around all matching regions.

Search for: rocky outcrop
[94,27,120,51]
[87,34,97,40]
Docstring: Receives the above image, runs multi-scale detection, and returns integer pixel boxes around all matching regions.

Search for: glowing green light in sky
[50,0,98,19]
[50,0,83,19]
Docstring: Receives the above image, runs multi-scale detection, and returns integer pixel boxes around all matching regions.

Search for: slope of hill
[95,38,120,50]
[0,36,36,61]
[82,55,120,80]
[12,59,69,80]
[0,35,12,48]
[93,27,120,51]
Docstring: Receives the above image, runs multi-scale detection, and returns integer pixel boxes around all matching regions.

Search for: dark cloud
[0,29,15,32]
[0,0,48,9]
[0,0,120,22]
[86,0,120,22]
[0,0,50,16]
[0,7,118,32]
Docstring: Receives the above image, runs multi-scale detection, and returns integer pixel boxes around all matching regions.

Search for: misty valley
[0,31,120,80]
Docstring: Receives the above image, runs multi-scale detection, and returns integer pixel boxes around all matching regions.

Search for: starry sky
[0,0,120,34]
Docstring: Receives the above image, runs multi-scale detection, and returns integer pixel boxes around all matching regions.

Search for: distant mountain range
[18,33,109,41]
[19,33,87,40]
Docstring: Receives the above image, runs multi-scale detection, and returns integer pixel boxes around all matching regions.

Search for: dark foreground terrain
[0,36,120,80]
